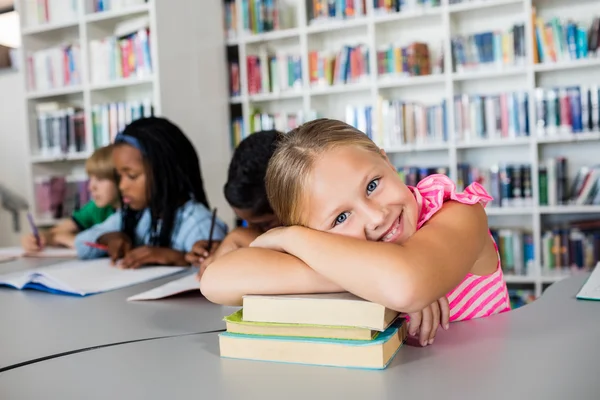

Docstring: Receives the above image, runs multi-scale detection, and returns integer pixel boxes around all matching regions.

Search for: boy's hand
[21,233,48,252]
[185,240,221,266]
[98,232,132,264]
[120,247,186,269]
[404,296,450,347]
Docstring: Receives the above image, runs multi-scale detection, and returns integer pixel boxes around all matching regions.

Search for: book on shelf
[23,0,78,27]
[454,92,529,143]
[92,0,148,13]
[240,0,295,34]
[451,23,526,72]
[533,12,599,64]
[377,42,438,78]
[0,258,185,296]
[308,45,369,88]
[26,44,81,92]
[34,175,90,221]
[89,17,152,84]
[246,48,303,95]
[491,228,535,277]
[535,85,600,137]
[223,0,238,39]
[307,0,366,23]
[91,99,153,148]
[219,293,406,369]
[397,166,449,186]
[374,0,440,14]
[542,221,600,272]
[457,163,533,208]
[229,61,241,97]
[509,289,535,309]
[34,102,86,157]
[539,158,600,206]
[376,98,447,149]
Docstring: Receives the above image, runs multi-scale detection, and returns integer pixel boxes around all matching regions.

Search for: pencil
[27,212,41,248]
[207,208,217,251]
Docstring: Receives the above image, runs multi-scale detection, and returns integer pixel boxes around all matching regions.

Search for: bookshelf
[225,0,600,298]
[15,0,233,228]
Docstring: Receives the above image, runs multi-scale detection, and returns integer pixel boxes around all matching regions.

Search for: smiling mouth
[378,213,403,242]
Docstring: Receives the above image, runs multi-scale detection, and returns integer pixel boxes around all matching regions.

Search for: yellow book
[225,310,397,340]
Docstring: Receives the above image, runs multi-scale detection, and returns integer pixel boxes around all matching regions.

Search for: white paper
[576,264,600,300]
[127,272,200,301]
[0,247,22,263]
[0,246,78,260]
[0,259,186,296]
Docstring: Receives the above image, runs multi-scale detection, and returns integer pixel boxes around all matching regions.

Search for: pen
[84,242,109,251]
[27,212,41,248]
[207,208,217,251]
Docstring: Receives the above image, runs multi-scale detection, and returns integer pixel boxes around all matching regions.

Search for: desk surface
[0,258,238,370]
[0,275,597,400]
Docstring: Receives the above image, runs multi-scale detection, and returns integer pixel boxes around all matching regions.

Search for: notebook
[0,258,186,296]
[127,272,200,301]
[576,264,600,301]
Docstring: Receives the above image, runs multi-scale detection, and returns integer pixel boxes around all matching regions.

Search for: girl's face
[303,146,419,244]
[113,144,149,210]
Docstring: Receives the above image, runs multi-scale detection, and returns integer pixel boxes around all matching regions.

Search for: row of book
[451,24,527,72]
[539,158,600,206]
[23,0,78,27]
[307,0,366,22]
[246,51,303,95]
[34,102,86,157]
[376,42,435,77]
[454,92,530,142]
[89,27,152,84]
[542,224,600,270]
[374,99,448,148]
[491,228,535,277]
[396,166,449,187]
[34,175,90,221]
[92,0,148,13]
[534,86,600,137]
[224,0,238,40]
[230,110,319,147]
[26,44,81,92]
[308,45,370,87]
[238,0,293,34]
[373,0,440,14]
[91,99,154,149]
[458,163,533,208]
[534,12,600,64]
[508,289,535,309]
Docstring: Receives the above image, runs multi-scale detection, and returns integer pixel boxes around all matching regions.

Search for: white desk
[0,258,238,370]
[0,275,597,400]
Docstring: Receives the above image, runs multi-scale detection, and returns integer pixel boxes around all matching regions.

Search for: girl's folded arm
[270,202,490,313]
[200,247,344,306]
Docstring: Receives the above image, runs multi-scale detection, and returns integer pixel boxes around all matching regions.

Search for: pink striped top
[408,174,511,322]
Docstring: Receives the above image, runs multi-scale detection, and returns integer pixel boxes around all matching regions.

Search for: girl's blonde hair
[266,118,384,226]
[85,145,116,181]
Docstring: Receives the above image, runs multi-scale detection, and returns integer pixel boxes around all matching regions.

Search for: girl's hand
[196,240,239,281]
[98,232,132,264]
[185,240,221,266]
[21,233,47,252]
[119,246,186,269]
[404,296,450,347]
[249,226,293,252]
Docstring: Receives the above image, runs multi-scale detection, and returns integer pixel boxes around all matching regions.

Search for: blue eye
[367,179,379,194]
[334,212,349,226]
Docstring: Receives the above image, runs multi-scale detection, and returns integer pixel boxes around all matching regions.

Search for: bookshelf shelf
[21,19,79,35]
[89,76,155,91]
[26,86,84,100]
[249,91,303,102]
[226,0,600,298]
[504,275,537,283]
[30,152,92,164]
[85,3,151,23]
[533,58,600,73]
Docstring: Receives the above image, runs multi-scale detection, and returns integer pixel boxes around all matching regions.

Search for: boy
[22,145,120,251]
[186,130,282,272]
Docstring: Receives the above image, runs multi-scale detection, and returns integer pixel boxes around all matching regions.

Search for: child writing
[202,119,511,347]
[74,117,228,268]
[185,130,282,271]
[22,145,119,251]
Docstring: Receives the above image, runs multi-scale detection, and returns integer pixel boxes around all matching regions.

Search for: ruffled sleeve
[410,174,493,229]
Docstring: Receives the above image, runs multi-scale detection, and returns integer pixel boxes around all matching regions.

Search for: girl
[74,117,228,268]
[22,145,119,251]
[201,119,510,346]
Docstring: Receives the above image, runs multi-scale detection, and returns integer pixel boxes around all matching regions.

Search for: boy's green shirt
[72,200,116,230]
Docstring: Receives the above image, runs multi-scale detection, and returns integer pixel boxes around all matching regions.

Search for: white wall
[0,68,30,246]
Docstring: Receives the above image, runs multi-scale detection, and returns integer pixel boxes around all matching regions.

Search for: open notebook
[0,259,186,296]
[576,264,600,301]
[127,272,200,301]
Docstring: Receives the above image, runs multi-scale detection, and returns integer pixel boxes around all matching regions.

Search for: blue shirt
[74,200,228,259]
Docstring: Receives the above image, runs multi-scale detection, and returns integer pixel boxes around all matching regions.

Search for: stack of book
[219,293,407,369]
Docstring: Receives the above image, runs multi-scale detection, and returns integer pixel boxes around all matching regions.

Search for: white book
[0,259,185,296]
[127,272,199,301]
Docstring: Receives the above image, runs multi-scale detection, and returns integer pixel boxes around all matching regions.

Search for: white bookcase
[226,0,600,297]
[15,0,235,229]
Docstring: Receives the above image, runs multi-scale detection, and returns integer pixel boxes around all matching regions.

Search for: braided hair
[116,117,209,247]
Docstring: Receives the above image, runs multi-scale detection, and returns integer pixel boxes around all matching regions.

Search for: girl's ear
[379,148,395,171]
